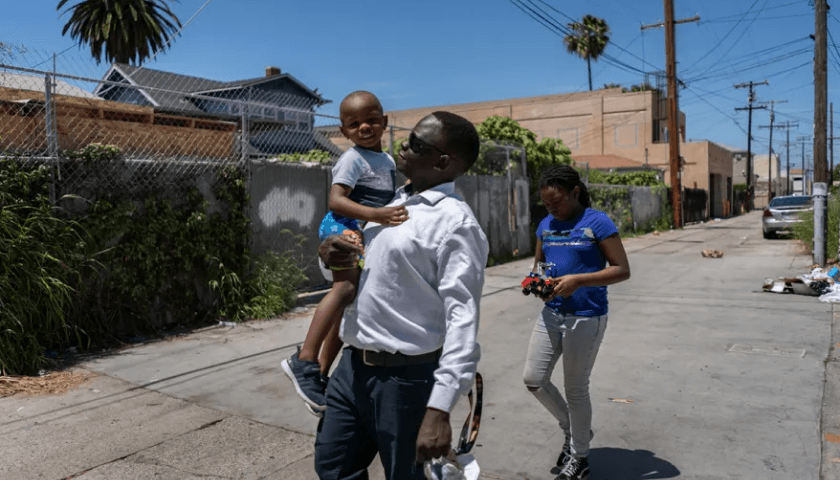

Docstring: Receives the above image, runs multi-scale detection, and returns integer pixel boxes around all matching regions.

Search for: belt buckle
[361,349,376,367]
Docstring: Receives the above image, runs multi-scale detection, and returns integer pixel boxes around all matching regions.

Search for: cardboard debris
[652,231,661,236]
[701,249,724,258]
[608,398,634,404]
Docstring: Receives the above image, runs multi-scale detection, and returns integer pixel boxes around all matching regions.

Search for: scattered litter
[17,407,23,412]
[609,398,634,404]
[832,457,840,463]
[763,265,840,300]
[652,231,661,236]
[826,433,840,443]
[218,321,237,327]
[701,249,724,258]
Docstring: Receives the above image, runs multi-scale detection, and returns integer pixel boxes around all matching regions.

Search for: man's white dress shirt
[340,181,489,413]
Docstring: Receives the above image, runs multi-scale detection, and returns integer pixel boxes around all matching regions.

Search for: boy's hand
[373,206,408,226]
[318,235,363,269]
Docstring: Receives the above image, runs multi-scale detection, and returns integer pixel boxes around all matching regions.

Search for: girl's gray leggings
[522,306,608,458]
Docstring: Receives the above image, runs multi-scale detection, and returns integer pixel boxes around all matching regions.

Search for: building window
[298,121,308,131]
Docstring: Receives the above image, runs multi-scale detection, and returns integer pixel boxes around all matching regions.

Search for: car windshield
[769,196,812,208]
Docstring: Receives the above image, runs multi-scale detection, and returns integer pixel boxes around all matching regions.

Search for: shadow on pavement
[551,447,680,479]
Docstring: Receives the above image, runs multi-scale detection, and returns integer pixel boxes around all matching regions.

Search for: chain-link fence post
[389,124,395,156]
[44,73,60,203]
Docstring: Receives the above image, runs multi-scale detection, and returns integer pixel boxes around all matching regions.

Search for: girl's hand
[541,275,581,301]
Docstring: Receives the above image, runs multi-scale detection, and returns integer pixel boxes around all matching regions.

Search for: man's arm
[415,221,488,463]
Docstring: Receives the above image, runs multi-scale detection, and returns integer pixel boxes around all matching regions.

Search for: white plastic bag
[423,453,479,480]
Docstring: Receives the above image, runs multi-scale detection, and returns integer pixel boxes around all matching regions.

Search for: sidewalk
[2,211,838,479]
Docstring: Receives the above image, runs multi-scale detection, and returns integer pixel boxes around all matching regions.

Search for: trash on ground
[218,321,237,327]
[608,398,634,404]
[701,249,724,258]
[652,230,661,236]
[763,266,840,301]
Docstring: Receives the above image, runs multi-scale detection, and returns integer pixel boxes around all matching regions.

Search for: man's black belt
[350,346,442,367]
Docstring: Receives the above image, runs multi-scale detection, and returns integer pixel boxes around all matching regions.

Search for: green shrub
[269,149,333,164]
[792,195,840,257]
[0,161,90,375]
[0,146,308,375]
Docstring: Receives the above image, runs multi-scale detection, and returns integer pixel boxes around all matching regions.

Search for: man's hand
[415,407,451,464]
[318,234,363,270]
[540,275,581,301]
[373,205,409,226]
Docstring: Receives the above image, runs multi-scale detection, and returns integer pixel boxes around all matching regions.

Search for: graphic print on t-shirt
[541,227,596,248]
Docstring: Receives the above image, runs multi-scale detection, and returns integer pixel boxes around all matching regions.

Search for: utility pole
[757,101,788,204]
[641,4,699,229]
[797,135,811,195]
[735,80,769,211]
[831,103,835,186]
[782,122,800,195]
[815,0,828,184]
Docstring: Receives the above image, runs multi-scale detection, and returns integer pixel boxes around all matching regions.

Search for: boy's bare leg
[299,268,359,363]
[320,317,344,376]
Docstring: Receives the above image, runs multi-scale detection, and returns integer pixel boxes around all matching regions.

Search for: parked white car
[762,195,813,239]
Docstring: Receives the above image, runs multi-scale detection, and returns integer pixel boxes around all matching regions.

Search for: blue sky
[0,0,830,171]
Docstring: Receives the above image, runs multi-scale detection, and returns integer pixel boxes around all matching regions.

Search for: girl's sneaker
[553,429,593,473]
[557,455,589,480]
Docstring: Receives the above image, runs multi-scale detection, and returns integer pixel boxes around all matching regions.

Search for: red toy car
[521,262,555,298]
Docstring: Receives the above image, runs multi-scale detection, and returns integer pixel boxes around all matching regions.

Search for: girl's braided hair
[538,164,591,208]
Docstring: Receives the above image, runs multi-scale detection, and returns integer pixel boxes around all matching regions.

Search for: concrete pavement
[2,211,838,479]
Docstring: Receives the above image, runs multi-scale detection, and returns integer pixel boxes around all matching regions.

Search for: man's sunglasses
[408,133,454,158]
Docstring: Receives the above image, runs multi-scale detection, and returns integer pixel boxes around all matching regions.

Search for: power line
[683,0,764,72]
[138,0,214,68]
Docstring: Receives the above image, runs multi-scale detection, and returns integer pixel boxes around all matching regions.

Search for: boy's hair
[539,164,591,208]
[339,91,384,124]
[431,111,480,170]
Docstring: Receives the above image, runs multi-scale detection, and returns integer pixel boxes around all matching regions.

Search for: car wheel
[763,230,775,239]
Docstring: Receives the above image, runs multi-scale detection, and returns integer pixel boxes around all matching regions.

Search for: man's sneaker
[552,430,593,474]
[557,455,589,480]
[281,349,326,416]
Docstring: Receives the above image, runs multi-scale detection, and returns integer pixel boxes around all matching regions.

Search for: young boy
[282,91,408,416]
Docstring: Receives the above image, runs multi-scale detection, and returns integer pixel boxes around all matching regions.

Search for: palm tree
[57,0,182,65]
[563,15,610,91]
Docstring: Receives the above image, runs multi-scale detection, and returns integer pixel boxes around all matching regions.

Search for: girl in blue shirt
[523,164,631,480]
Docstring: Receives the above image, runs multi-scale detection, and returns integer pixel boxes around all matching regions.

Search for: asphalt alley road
[3,211,837,480]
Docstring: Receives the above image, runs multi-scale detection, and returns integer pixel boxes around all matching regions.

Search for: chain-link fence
[2,48,531,288]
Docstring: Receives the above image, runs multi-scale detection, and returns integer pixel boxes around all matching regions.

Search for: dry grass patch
[0,370,96,398]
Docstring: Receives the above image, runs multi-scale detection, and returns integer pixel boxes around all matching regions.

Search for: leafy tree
[57,0,182,65]
[476,116,572,193]
[563,15,610,91]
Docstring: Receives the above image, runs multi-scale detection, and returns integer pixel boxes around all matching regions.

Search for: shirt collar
[400,181,455,206]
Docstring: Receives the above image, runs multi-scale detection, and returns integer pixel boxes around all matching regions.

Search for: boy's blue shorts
[318,212,361,241]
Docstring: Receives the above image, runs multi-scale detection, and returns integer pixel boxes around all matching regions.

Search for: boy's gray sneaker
[282,349,326,416]
[557,455,589,480]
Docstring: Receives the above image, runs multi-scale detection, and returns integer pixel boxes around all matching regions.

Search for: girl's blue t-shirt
[536,208,618,316]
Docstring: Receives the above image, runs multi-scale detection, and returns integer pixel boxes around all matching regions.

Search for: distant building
[0,71,97,98]
[94,64,340,155]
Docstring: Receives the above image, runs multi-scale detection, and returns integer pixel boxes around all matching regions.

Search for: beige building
[325,87,733,218]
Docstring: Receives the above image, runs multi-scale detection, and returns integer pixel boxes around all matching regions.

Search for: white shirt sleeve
[426,220,488,413]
